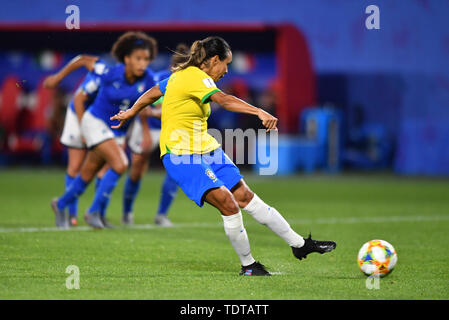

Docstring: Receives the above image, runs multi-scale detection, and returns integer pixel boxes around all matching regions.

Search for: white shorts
[81,111,118,149]
[127,119,161,155]
[60,107,85,149]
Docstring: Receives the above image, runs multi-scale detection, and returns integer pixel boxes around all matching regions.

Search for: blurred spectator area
[0,71,68,166]
[1,13,449,175]
[0,25,315,167]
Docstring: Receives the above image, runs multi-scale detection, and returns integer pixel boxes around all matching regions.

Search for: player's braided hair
[171,36,231,72]
[111,31,158,63]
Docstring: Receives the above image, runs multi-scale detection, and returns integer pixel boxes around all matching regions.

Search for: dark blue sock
[123,176,141,216]
[95,177,102,191]
[99,194,110,218]
[95,177,106,216]
[57,175,88,212]
[157,174,178,216]
[65,174,78,217]
[88,169,121,215]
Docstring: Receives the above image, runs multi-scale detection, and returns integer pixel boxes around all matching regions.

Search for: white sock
[222,212,256,267]
[243,194,305,248]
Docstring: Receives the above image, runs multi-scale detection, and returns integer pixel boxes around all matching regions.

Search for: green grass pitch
[0,169,448,299]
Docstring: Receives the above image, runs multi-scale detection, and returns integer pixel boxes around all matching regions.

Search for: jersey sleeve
[79,71,101,98]
[158,77,169,95]
[188,74,221,104]
[90,59,109,81]
[154,69,171,83]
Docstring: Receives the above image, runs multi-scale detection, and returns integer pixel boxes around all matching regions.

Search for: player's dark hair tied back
[171,36,231,72]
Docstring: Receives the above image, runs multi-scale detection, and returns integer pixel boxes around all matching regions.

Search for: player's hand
[110,109,134,129]
[257,108,278,132]
[43,74,61,89]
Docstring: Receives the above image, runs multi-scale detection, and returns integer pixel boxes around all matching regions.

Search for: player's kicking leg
[231,180,337,260]
[204,186,271,276]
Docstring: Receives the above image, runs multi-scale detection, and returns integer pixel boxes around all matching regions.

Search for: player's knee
[67,167,80,178]
[113,159,129,175]
[221,192,240,216]
[129,170,141,182]
[80,162,100,182]
[130,156,148,180]
[235,185,254,208]
[67,160,83,177]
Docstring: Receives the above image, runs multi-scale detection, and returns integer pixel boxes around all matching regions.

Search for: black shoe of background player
[239,261,271,276]
[292,233,337,260]
[100,217,115,228]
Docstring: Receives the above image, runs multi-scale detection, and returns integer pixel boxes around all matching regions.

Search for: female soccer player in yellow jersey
[111,36,336,276]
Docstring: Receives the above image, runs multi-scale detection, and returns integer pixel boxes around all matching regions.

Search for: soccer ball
[357,240,397,277]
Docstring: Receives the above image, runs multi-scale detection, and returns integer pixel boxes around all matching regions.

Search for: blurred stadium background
[1,0,448,176]
[1,0,449,301]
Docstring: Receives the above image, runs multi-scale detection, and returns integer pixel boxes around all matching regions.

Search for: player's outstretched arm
[110,85,164,129]
[43,55,99,89]
[210,91,278,131]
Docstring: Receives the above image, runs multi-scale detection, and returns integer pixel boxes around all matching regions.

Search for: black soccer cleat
[239,261,271,276]
[292,233,337,260]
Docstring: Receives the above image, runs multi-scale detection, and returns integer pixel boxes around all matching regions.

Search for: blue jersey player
[52,72,100,226]
[123,44,188,227]
[49,32,159,229]
[122,69,175,226]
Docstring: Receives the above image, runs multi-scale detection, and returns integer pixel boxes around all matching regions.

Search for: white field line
[0,215,448,234]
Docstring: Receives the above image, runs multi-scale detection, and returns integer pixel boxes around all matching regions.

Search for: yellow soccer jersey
[158,66,221,157]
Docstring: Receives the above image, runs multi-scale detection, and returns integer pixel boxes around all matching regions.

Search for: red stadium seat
[0,75,22,135]
[0,76,52,160]
[30,79,53,131]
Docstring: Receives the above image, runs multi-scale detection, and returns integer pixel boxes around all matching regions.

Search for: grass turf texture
[0,169,448,300]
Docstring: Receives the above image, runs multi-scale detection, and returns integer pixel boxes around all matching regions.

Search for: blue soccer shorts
[162,148,243,207]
